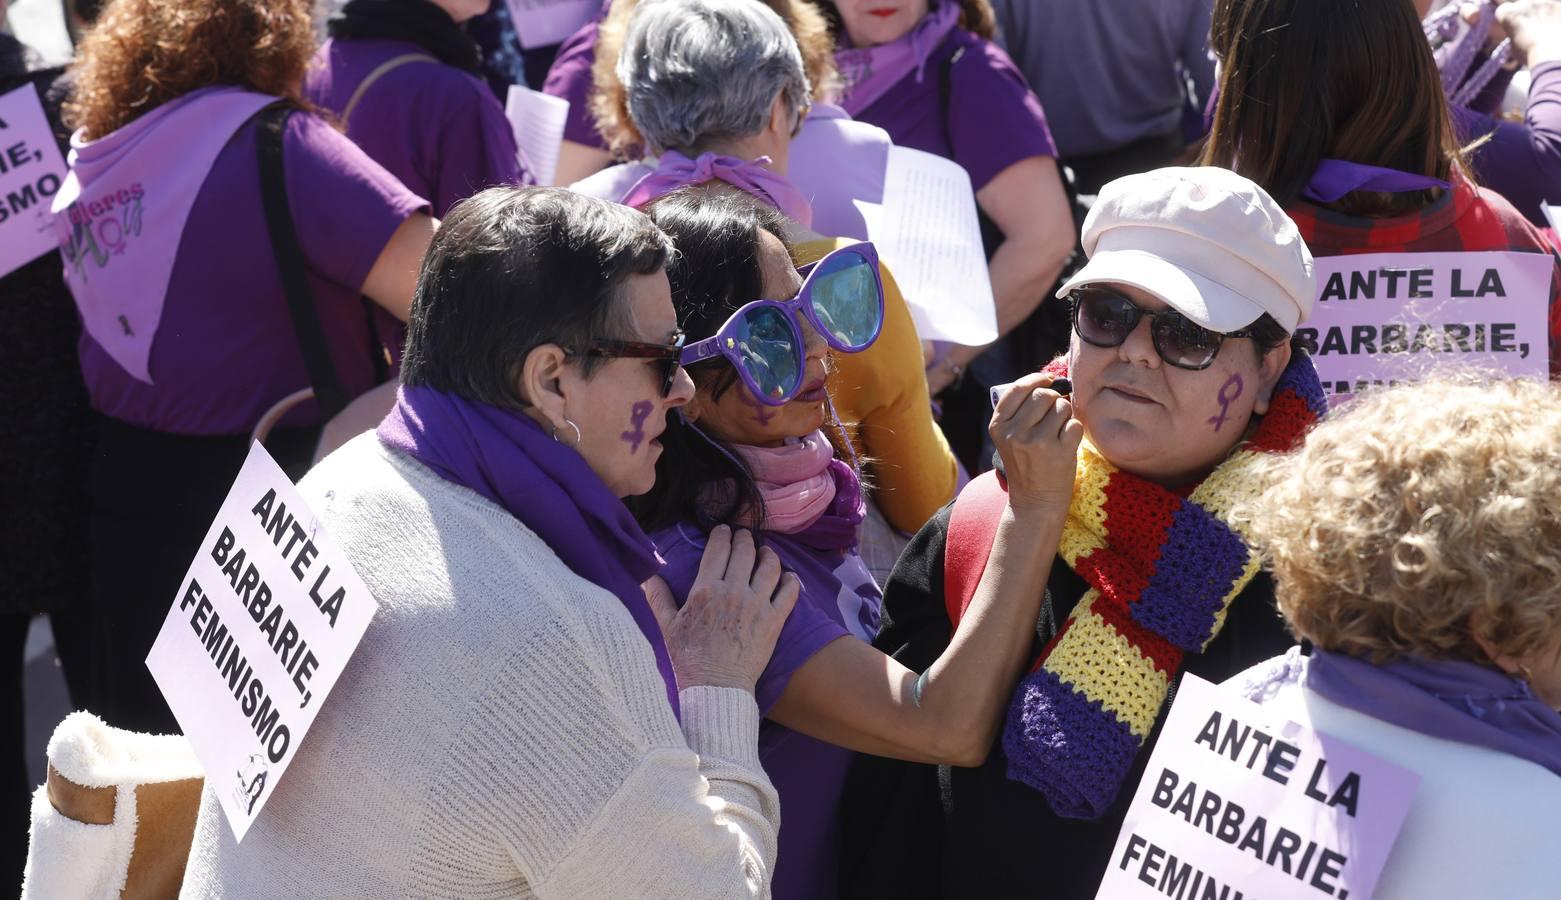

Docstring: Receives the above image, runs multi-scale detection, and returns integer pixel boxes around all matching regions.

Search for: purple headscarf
[621,149,814,227]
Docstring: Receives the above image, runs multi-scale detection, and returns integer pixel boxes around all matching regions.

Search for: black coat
[0,43,94,616]
[838,501,1295,899]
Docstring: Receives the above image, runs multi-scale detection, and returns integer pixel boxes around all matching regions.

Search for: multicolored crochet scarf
[997,354,1327,819]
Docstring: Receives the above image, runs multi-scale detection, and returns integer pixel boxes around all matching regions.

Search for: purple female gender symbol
[621,401,653,452]
[1207,373,1245,432]
[738,389,776,426]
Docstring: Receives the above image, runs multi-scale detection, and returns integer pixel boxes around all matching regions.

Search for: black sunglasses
[573,332,687,396]
[1069,287,1252,371]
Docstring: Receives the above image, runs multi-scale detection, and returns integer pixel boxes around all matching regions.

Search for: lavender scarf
[1307,649,1561,779]
[378,385,681,718]
[621,150,814,227]
[835,0,960,117]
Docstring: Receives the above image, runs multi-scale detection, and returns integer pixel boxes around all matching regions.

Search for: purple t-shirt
[852,28,1056,192]
[304,38,523,217]
[79,113,426,434]
[654,522,883,900]
[1453,61,1561,227]
[542,13,608,149]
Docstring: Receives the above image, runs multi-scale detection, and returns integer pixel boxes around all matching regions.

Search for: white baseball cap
[1055,167,1316,333]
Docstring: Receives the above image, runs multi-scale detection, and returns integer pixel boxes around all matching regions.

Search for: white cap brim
[1054,248,1272,333]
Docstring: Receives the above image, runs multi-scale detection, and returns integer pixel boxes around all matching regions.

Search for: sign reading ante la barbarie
[146,442,378,840]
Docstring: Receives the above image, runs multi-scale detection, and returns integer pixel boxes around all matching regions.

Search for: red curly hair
[66,0,316,139]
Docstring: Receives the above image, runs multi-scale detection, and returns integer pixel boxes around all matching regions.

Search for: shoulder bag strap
[340,53,439,130]
[256,103,349,418]
[941,469,1010,626]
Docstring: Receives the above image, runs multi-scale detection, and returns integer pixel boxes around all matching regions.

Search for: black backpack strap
[256,104,349,418]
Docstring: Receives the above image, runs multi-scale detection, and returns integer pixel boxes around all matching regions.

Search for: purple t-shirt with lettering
[853,28,1056,191]
[653,521,883,900]
[304,38,523,217]
[79,113,426,434]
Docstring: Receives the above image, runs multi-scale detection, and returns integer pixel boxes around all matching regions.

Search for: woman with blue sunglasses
[631,190,1074,900]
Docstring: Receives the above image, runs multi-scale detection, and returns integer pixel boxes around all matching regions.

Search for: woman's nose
[666,364,695,408]
[799,315,829,361]
[1118,315,1161,368]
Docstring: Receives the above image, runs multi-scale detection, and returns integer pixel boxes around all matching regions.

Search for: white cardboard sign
[1098,675,1419,900]
[506,85,570,187]
[855,146,998,347]
[0,84,69,279]
[505,0,597,49]
[146,442,378,840]
[1297,250,1552,404]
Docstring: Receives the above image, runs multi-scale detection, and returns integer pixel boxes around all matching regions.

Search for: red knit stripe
[1092,593,1182,675]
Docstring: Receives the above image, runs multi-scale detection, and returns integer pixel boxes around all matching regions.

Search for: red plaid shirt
[1288,174,1561,377]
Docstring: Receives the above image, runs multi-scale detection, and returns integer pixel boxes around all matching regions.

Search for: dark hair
[401,186,672,409]
[627,188,793,533]
[1200,0,1468,217]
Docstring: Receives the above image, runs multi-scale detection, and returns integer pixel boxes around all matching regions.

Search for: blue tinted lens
[809,251,881,350]
[733,305,801,401]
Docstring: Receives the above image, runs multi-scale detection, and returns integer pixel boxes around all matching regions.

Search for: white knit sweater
[178,435,780,899]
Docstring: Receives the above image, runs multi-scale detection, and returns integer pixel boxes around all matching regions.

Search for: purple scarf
[835,0,960,117]
[1303,159,1449,203]
[377,385,681,719]
[1307,649,1561,779]
[621,150,814,228]
[51,86,278,383]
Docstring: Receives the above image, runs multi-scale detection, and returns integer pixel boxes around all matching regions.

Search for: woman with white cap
[838,166,1330,899]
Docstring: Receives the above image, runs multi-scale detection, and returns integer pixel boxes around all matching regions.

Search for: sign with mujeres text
[1097,675,1418,900]
[146,442,377,840]
[1298,250,1551,404]
[0,84,68,279]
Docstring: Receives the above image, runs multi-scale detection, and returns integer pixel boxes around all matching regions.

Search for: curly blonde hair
[590,0,840,159]
[66,0,315,139]
[1236,376,1561,666]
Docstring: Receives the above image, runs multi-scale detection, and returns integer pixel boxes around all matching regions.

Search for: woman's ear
[518,344,570,427]
[1249,341,1293,416]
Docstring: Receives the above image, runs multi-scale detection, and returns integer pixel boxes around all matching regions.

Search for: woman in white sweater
[1231,376,1561,900]
[180,187,800,898]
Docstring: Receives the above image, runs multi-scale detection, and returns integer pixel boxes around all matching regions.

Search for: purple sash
[1302,158,1449,203]
[835,1,960,117]
[378,385,682,719]
[620,149,813,227]
[51,87,278,384]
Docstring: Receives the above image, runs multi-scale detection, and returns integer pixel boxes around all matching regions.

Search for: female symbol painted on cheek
[621,401,653,452]
[738,390,776,426]
[1207,373,1246,432]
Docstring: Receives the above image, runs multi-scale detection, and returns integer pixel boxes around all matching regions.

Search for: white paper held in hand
[506,85,571,188]
[853,145,997,347]
[145,442,378,840]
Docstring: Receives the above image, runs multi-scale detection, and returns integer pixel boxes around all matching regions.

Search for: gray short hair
[618,0,811,154]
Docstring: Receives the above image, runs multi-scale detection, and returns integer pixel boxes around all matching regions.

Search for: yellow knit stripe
[1060,450,1113,566]
[1044,592,1165,739]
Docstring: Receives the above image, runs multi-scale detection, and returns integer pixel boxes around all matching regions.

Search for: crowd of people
[4,0,1561,896]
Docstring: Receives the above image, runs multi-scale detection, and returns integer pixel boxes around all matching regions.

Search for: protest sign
[506,85,570,187]
[855,146,998,346]
[146,442,378,840]
[1297,251,1551,403]
[0,84,68,279]
[505,0,597,49]
[1098,675,1419,900]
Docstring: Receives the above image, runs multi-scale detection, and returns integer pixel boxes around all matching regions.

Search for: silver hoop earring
[551,418,582,447]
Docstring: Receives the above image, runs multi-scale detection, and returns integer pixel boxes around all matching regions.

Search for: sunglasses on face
[574,330,687,397]
[1070,287,1253,371]
[679,241,885,406]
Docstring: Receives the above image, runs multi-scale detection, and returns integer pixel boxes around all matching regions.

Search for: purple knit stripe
[1002,667,1143,820]
[1131,502,1249,650]
[1275,358,1329,422]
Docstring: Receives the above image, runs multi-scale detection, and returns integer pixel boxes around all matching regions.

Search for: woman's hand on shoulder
[989,372,1083,517]
[644,526,800,693]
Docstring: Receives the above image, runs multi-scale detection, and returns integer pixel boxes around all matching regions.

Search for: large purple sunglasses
[679,241,885,406]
